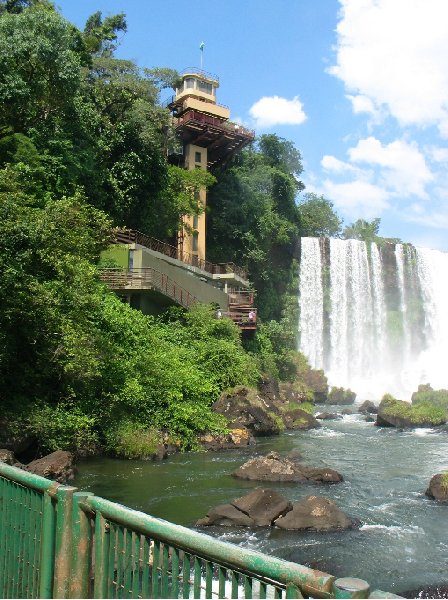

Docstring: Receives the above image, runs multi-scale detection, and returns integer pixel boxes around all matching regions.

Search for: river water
[73,415,448,596]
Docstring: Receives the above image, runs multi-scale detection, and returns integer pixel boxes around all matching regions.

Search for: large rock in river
[213,386,283,436]
[425,473,448,503]
[196,488,292,527]
[282,408,321,430]
[233,452,343,484]
[274,495,358,531]
[25,450,76,483]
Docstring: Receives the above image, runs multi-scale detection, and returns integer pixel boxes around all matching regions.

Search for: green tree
[298,192,343,237]
[343,218,381,243]
[207,135,302,320]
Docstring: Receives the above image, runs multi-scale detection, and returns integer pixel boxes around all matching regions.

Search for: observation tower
[166,69,255,262]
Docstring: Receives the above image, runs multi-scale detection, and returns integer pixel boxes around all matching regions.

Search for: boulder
[25,450,76,483]
[341,408,354,415]
[196,488,292,527]
[233,452,343,484]
[315,412,342,420]
[298,466,343,484]
[233,452,308,482]
[282,408,321,430]
[274,495,358,531]
[376,395,446,428]
[196,504,256,527]
[213,386,283,436]
[425,473,448,502]
[327,387,356,405]
[232,488,293,526]
[301,369,329,404]
[279,382,313,405]
[358,400,378,414]
[0,449,19,465]
[198,426,255,451]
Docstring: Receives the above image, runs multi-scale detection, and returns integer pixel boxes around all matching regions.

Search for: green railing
[0,462,403,599]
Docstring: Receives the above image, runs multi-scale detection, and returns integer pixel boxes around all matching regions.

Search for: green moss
[441,473,448,492]
[381,394,446,425]
[296,401,315,414]
[293,417,309,427]
[267,411,285,431]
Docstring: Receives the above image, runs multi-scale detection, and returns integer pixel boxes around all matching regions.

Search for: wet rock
[341,408,354,415]
[233,452,308,482]
[326,387,356,405]
[282,408,321,430]
[233,452,343,484]
[376,396,446,428]
[196,488,292,527]
[364,415,376,423]
[25,450,76,483]
[279,382,313,405]
[198,426,255,451]
[232,488,293,526]
[274,495,358,531]
[299,466,343,483]
[213,386,283,436]
[425,473,448,502]
[358,400,378,414]
[301,369,329,404]
[315,412,342,420]
[0,449,19,465]
[196,503,256,527]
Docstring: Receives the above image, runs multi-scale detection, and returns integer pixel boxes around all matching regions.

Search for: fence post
[332,577,370,598]
[93,512,110,599]
[39,490,57,599]
[69,492,93,599]
[53,485,77,599]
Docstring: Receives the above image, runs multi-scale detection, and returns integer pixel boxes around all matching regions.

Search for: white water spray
[299,238,448,400]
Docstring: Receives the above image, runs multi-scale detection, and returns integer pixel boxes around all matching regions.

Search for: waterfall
[299,237,448,400]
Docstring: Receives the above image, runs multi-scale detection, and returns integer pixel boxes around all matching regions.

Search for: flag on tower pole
[199,41,205,69]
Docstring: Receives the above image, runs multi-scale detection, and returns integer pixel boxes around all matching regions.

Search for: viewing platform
[101,229,257,331]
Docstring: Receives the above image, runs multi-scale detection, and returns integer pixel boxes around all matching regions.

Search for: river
[73,414,448,596]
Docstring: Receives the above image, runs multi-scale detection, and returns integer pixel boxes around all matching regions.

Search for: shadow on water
[73,415,448,596]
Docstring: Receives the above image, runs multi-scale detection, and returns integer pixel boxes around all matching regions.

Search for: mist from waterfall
[298,237,448,400]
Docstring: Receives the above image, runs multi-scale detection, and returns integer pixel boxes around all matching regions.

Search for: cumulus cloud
[321,179,390,219]
[249,95,306,128]
[330,0,448,135]
[321,155,355,173]
[348,137,433,197]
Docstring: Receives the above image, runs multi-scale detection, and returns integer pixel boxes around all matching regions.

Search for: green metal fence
[0,462,403,599]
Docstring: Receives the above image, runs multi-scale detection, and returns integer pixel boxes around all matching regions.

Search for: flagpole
[199,41,205,70]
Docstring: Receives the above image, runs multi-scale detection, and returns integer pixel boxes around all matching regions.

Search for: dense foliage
[0,0,353,456]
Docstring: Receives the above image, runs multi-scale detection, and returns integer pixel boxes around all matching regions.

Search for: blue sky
[55,0,448,251]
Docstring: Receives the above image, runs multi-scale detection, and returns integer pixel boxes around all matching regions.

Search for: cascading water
[299,237,448,400]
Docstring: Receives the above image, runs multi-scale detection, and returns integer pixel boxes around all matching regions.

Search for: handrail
[113,229,249,281]
[1,461,405,599]
[180,67,219,82]
[99,268,198,309]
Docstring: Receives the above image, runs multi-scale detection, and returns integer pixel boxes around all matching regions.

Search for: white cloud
[348,137,433,197]
[428,146,448,163]
[249,95,306,128]
[321,155,355,173]
[330,0,448,135]
[321,179,390,219]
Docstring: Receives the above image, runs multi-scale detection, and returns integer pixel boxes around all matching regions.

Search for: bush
[380,394,446,425]
[105,421,163,459]
[412,384,448,415]
[29,403,98,455]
